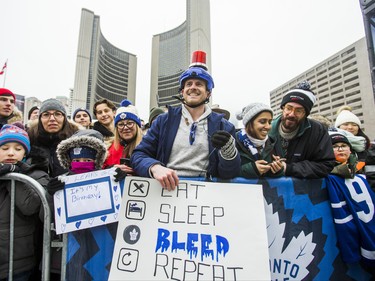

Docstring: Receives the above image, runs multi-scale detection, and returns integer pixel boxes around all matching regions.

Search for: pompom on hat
[280,81,316,116]
[39,98,66,116]
[114,99,141,127]
[236,102,273,126]
[0,88,16,101]
[0,124,30,155]
[335,109,361,128]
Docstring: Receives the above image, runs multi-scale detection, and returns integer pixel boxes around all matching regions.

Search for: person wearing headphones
[131,51,240,191]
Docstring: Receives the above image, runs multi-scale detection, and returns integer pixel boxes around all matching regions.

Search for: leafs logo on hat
[120,112,127,120]
[73,147,83,155]
[289,95,305,102]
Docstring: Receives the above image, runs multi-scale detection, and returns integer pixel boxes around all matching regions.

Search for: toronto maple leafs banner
[109,176,271,280]
[256,176,373,280]
[64,175,373,280]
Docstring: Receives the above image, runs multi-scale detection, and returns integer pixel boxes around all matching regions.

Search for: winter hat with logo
[335,109,361,128]
[0,124,30,155]
[39,98,66,116]
[57,129,108,169]
[72,108,92,122]
[0,88,16,101]
[69,146,97,160]
[114,99,141,127]
[236,102,273,127]
[329,132,352,149]
[280,81,316,116]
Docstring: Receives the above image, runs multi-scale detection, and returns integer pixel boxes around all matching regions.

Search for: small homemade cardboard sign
[53,168,122,234]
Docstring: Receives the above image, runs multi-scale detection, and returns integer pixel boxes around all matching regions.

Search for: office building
[150,0,212,108]
[270,37,375,139]
[24,97,41,123]
[71,9,137,114]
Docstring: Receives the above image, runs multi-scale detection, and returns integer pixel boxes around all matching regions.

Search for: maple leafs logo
[265,200,316,280]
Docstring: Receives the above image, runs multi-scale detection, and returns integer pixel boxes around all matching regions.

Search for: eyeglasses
[189,122,198,145]
[40,111,64,120]
[283,105,305,116]
[117,121,135,129]
[333,144,350,151]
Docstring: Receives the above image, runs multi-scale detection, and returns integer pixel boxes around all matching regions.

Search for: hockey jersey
[326,174,375,265]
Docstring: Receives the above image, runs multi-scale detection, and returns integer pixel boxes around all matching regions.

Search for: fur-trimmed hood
[56,129,108,169]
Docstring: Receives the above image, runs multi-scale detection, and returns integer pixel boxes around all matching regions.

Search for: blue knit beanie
[114,99,141,127]
[69,146,97,160]
[0,124,31,155]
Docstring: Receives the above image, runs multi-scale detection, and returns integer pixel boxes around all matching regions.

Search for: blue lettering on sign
[155,228,229,262]
[186,233,198,259]
[270,259,300,279]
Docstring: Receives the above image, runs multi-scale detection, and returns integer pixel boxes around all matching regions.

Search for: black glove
[211,130,237,160]
[211,130,232,149]
[47,177,65,195]
[0,163,20,176]
[114,167,127,182]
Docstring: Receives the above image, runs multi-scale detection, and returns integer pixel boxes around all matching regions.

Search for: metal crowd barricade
[2,173,51,281]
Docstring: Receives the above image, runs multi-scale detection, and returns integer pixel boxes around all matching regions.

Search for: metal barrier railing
[1,173,51,281]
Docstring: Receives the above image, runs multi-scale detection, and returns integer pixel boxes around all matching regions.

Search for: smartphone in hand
[120,158,131,166]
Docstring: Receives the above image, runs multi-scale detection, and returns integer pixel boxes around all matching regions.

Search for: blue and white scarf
[238,128,268,160]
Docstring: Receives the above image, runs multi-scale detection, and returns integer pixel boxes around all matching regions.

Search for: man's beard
[281,116,301,132]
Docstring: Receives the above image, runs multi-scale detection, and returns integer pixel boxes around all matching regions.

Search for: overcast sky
[0,0,366,122]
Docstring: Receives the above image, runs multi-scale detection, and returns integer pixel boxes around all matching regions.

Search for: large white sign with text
[109,177,270,280]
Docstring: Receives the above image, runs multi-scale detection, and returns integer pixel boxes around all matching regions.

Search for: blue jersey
[326,174,375,265]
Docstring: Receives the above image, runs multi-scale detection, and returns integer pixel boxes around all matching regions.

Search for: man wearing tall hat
[131,51,240,190]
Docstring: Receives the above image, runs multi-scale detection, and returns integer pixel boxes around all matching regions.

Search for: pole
[1,60,8,87]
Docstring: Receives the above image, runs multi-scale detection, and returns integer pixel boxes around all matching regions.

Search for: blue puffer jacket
[131,106,240,179]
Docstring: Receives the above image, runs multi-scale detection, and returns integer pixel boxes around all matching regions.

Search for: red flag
[0,62,7,75]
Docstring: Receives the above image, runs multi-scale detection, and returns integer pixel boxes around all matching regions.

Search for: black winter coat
[269,115,335,179]
[0,166,49,278]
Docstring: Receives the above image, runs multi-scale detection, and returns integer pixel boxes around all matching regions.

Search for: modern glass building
[71,9,137,114]
[150,0,212,108]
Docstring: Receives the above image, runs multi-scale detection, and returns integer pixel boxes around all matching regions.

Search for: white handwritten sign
[109,176,270,280]
[53,168,122,234]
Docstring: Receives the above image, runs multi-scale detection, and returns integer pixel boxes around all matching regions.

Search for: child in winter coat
[329,133,358,178]
[0,124,49,281]
[47,129,126,281]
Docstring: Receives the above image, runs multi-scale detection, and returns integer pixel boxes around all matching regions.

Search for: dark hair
[28,118,79,146]
[93,99,116,116]
[357,128,371,149]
